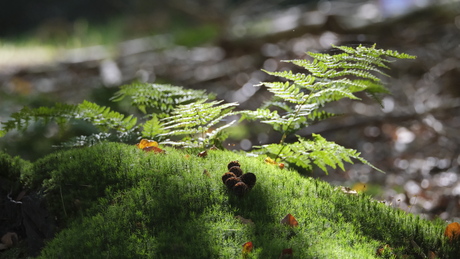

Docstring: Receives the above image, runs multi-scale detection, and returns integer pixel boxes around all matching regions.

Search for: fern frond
[110,82,211,115]
[75,101,137,133]
[141,115,166,139]
[159,100,239,147]
[1,101,138,137]
[252,44,415,138]
[1,103,77,135]
[260,134,383,174]
[257,81,305,103]
[262,70,316,87]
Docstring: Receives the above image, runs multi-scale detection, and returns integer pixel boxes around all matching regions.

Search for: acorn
[240,172,257,189]
[232,182,249,197]
[225,177,240,189]
[229,166,243,177]
[222,172,237,184]
[227,161,241,170]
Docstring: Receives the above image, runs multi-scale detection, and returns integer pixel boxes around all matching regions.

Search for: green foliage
[243,44,415,173]
[0,101,137,139]
[111,82,211,116]
[258,134,384,173]
[12,143,452,258]
[159,100,240,148]
[0,44,416,174]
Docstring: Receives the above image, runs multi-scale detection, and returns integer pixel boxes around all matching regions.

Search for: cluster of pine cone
[222,161,256,197]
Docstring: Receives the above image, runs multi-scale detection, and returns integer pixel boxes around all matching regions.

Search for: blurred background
[1,0,460,221]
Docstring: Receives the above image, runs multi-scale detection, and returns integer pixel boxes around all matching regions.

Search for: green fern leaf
[259,134,384,174]
[111,82,212,115]
[159,100,238,147]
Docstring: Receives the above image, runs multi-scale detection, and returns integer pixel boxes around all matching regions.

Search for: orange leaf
[278,163,285,169]
[136,139,158,149]
[242,241,253,255]
[444,222,460,241]
[143,146,164,153]
[280,213,299,227]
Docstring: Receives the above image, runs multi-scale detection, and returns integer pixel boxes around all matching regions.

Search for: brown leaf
[143,146,165,153]
[197,151,207,157]
[280,213,299,227]
[444,222,460,241]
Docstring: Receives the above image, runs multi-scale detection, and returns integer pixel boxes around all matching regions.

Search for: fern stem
[275,94,311,161]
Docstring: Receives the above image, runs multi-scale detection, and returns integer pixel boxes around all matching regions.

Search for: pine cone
[240,172,257,189]
[229,166,243,177]
[227,161,241,170]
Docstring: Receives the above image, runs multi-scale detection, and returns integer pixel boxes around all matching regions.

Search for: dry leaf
[444,222,460,241]
[197,151,207,157]
[136,139,164,153]
[235,215,254,226]
[242,241,253,256]
[264,157,277,165]
[136,139,158,149]
[280,213,299,227]
[143,146,165,153]
[352,182,367,192]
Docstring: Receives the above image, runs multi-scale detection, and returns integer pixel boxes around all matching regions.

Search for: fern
[1,44,415,175]
[159,100,239,148]
[1,101,137,133]
[110,82,211,115]
[258,134,384,174]
[244,44,415,173]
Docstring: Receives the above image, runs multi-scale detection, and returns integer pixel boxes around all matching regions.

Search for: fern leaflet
[159,100,239,148]
[110,82,211,115]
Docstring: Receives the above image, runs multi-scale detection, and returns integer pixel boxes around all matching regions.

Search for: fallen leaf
[352,182,367,192]
[280,213,299,227]
[143,146,165,153]
[278,163,285,169]
[279,248,293,258]
[264,157,277,165]
[235,215,254,225]
[197,150,207,157]
[136,139,158,149]
[444,222,460,241]
[242,241,253,256]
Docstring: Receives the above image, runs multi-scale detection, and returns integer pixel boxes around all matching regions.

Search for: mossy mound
[1,142,459,258]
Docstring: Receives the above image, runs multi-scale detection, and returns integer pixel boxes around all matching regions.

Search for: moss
[1,142,458,258]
